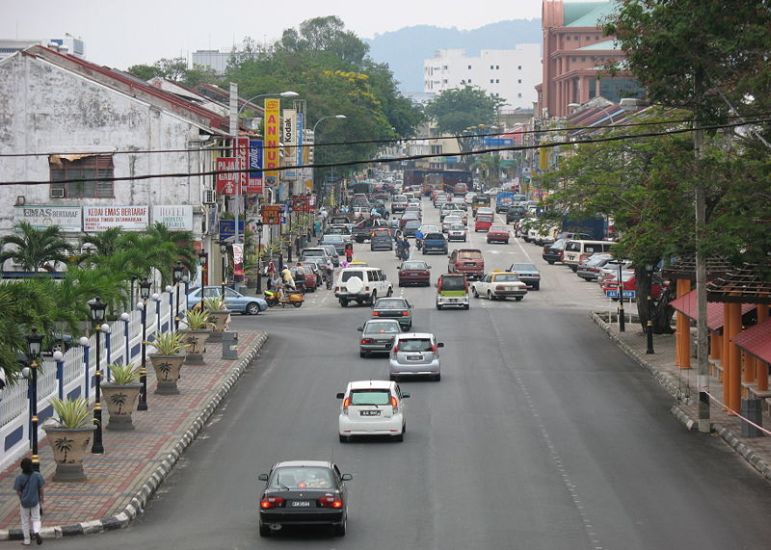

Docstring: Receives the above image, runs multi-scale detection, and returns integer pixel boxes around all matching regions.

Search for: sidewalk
[592,313,771,482]
[0,330,269,541]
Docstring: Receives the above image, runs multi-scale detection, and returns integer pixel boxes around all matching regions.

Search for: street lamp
[237,90,300,115]
[138,278,152,411]
[120,312,131,366]
[198,250,209,286]
[646,264,655,354]
[182,273,190,312]
[87,296,107,454]
[312,114,347,134]
[173,262,184,331]
[220,243,228,297]
[256,221,264,293]
[24,327,44,471]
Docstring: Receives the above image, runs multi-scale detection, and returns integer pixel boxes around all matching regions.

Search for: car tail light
[390,395,398,412]
[260,496,286,509]
[431,343,439,353]
[392,344,399,354]
[342,396,351,413]
[372,311,380,317]
[495,285,506,291]
[401,311,409,316]
[318,496,344,509]
[360,338,373,345]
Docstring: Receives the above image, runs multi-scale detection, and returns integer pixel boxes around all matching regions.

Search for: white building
[0,36,84,61]
[423,45,541,109]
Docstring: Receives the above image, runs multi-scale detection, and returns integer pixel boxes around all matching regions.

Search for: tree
[0,222,72,272]
[128,57,218,87]
[425,87,505,147]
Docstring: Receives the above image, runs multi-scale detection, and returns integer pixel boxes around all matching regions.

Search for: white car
[442,215,464,233]
[447,223,467,242]
[337,380,410,442]
[471,272,528,301]
[334,266,393,307]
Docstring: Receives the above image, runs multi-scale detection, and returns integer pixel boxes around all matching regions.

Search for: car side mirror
[356,327,363,332]
[427,265,432,269]
[336,392,345,399]
[341,473,353,481]
[258,474,269,482]
[402,393,411,399]
[437,342,445,348]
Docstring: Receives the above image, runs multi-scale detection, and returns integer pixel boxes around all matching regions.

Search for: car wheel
[398,281,403,287]
[533,283,540,290]
[394,432,404,442]
[340,298,348,307]
[339,434,350,443]
[436,304,442,310]
[487,290,493,301]
[433,373,441,381]
[370,291,377,305]
[246,302,260,315]
[515,297,523,301]
[473,287,479,298]
[463,304,470,310]
[334,516,347,537]
[547,260,555,265]
[292,301,302,308]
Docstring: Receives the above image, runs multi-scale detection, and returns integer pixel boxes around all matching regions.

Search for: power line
[1,118,766,186]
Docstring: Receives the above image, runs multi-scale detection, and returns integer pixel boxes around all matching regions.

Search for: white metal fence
[0,287,186,472]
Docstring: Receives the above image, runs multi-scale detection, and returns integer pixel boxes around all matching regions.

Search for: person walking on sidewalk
[14,457,44,545]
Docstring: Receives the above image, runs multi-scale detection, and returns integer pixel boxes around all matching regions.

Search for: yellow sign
[264,98,281,185]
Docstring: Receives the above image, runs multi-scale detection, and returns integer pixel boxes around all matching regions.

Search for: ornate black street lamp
[182,273,190,312]
[87,296,107,454]
[138,278,152,411]
[256,221,264,293]
[24,328,44,471]
[173,262,184,331]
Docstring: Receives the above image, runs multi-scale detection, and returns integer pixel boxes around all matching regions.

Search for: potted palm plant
[101,363,141,431]
[204,296,230,341]
[180,309,212,364]
[43,397,96,482]
[148,331,186,394]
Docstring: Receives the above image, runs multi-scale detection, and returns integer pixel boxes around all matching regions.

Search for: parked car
[542,239,566,264]
[371,297,413,331]
[301,261,324,287]
[422,232,448,255]
[337,380,409,442]
[357,319,402,357]
[398,260,431,287]
[486,225,511,244]
[187,286,267,315]
[562,240,615,272]
[471,272,528,301]
[258,460,352,537]
[448,249,485,280]
[508,262,541,290]
[575,253,613,281]
[447,223,467,242]
[389,333,444,381]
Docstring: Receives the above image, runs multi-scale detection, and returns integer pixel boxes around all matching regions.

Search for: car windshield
[441,276,466,291]
[350,389,391,406]
[402,261,428,270]
[511,263,536,271]
[364,322,401,335]
[398,338,433,352]
[393,195,407,202]
[323,235,344,243]
[341,270,364,282]
[270,467,333,490]
[326,226,349,235]
[493,274,520,282]
[490,226,508,232]
[404,220,421,229]
[375,298,408,309]
[302,249,323,256]
[565,241,582,252]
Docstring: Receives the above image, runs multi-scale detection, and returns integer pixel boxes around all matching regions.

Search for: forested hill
[365,19,542,93]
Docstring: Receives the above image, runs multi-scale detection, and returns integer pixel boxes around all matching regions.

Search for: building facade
[423,45,541,109]
[536,0,643,118]
[0,36,85,62]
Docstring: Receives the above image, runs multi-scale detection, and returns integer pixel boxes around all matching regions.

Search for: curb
[1,332,270,541]
[591,312,771,483]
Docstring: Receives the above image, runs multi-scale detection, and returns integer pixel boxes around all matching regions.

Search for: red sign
[261,205,283,225]
[216,157,238,195]
[291,195,313,213]
[235,137,249,192]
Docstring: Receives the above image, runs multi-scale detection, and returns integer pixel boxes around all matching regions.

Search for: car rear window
[271,467,333,490]
[441,276,466,291]
[404,220,421,229]
[565,241,582,252]
[493,274,520,282]
[402,261,427,270]
[458,251,482,259]
[350,390,391,406]
[398,338,432,352]
[341,270,364,282]
[511,263,536,271]
[449,224,464,230]
[302,249,324,256]
[364,322,400,334]
[477,214,494,221]
[425,233,444,240]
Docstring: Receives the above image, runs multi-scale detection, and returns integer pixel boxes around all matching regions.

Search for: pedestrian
[14,457,44,545]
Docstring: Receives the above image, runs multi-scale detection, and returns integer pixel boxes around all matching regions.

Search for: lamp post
[617,262,626,333]
[53,349,64,401]
[24,327,44,471]
[137,278,152,411]
[220,244,228,296]
[120,312,131,365]
[256,221,264,293]
[87,296,107,454]
[198,250,209,286]
[646,264,655,354]
[173,262,184,330]
[182,273,190,312]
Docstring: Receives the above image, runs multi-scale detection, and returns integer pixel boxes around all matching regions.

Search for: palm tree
[108,392,128,414]
[0,221,72,272]
[77,227,124,266]
[0,284,31,385]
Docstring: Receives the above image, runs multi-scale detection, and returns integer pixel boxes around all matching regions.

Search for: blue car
[187,286,268,315]
[422,232,448,255]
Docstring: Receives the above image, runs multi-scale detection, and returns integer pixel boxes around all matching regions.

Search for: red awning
[669,290,756,332]
[733,318,771,364]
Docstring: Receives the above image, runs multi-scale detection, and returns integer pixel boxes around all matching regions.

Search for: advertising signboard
[216,157,238,195]
[264,98,281,186]
[152,205,193,231]
[218,219,245,239]
[14,205,82,232]
[246,139,263,194]
[235,136,249,191]
[83,206,149,232]
[283,108,297,179]
[261,204,283,225]
[291,195,313,213]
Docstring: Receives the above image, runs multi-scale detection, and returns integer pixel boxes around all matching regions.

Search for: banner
[232,243,244,281]
[283,108,297,179]
[235,136,249,191]
[302,128,314,191]
[152,205,194,231]
[261,204,283,225]
[246,139,263,194]
[15,205,82,232]
[216,157,238,195]
[296,112,304,169]
[83,206,149,232]
[264,98,281,186]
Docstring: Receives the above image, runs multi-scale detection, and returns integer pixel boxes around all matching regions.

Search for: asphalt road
[44,199,771,550]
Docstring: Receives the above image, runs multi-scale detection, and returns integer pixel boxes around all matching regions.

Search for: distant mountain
[366,19,542,94]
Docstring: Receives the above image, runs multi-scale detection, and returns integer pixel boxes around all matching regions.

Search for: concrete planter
[101,383,142,430]
[207,310,231,342]
[180,329,210,364]
[149,353,186,394]
[43,424,96,482]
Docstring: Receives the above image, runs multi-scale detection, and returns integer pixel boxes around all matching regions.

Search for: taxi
[348,260,369,267]
[471,271,527,301]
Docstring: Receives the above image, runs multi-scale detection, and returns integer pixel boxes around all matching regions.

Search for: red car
[601,271,666,301]
[291,265,318,292]
[398,260,431,287]
[486,225,510,244]
[448,249,485,280]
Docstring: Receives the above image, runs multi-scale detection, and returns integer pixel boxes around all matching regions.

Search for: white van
[334,267,393,307]
[562,240,615,271]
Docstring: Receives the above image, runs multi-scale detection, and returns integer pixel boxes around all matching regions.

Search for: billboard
[235,136,249,191]
[215,157,238,195]
[283,108,297,179]
[83,206,149,232]
[152,205,193,231]
[246,139,263,194]
[15,205,82,232]
[264,98,281,186]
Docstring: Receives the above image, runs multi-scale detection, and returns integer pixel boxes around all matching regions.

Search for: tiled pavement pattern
[0,330,269,540]
[592,313,771,482]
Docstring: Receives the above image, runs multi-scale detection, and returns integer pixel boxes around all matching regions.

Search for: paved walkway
[0,330,269,541]
[592,313,771,482]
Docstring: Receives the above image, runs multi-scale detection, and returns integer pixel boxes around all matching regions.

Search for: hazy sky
[1,0,543,69]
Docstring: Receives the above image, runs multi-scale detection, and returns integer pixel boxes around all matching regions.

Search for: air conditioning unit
[50,188,65,198]
[202,189,216,205]
[15,195,25,206]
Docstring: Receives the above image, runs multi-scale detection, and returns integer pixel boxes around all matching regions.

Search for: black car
[259,460,352,537]
[506,206,528,223]
[372,297,413,330]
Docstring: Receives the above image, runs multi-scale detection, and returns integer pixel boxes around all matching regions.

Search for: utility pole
[694,69,710,433]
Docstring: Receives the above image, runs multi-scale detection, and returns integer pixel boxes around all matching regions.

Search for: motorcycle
[264,288,304,308]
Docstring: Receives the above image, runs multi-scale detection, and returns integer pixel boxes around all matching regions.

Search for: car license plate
[408,354,422,360]
[291,500,311,507]
[360,410,381,416]
[449,298,457,302]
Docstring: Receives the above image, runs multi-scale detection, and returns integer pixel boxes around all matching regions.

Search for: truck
[561,216,608,241]
[495,191,516,213]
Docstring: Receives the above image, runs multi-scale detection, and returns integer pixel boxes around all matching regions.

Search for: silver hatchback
[389,333,444,381]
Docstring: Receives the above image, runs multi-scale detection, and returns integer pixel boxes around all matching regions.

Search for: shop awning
[669,290,756,332]
[733,318,771,364]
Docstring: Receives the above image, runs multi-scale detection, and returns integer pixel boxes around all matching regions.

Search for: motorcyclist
[323,257,335,289]
[281,265,296,291]
[414,228,424,250]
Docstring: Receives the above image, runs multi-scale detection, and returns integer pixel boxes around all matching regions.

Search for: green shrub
[108,363,139,384]
[50,398,92,428]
